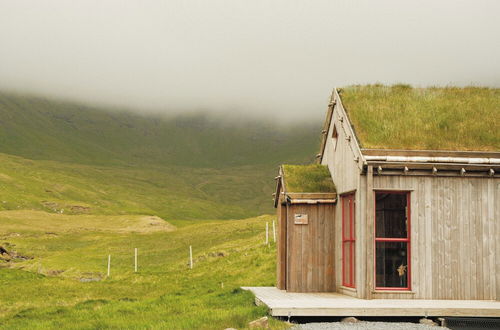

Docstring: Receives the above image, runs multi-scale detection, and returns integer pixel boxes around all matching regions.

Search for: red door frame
[342,193,355,288]
[374,191,411,291]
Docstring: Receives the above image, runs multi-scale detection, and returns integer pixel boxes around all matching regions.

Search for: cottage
[249,85,500,317]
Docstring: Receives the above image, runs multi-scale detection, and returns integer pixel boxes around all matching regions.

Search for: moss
[341,84,500,151]
[282,164,335,193]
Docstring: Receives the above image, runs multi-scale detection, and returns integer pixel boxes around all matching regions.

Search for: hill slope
[0,92,320,219]
[0,92,318,168]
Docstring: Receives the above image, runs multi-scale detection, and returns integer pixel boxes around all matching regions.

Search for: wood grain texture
[244,287,500,317]
[276,201,287,289]
[285,203,335,292]
[371,175,500,300]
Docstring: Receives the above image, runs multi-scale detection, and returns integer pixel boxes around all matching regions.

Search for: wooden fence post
[189,245,193,269]
[107,254,111,277]
[265,222,269,245]
[134,248,138,272]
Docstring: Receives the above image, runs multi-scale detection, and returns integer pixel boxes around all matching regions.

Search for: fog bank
[0,0,499,120]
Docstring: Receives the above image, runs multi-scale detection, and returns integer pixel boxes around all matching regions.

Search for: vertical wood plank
[496,180,500,301]
[482,179,491,299]
[488,179,496,300]
[365,166,374,299]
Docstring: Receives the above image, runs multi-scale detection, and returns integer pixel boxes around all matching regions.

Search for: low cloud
[0,0,499,120]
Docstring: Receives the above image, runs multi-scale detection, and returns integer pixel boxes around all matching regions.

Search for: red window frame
[374,191,411,291]
[342,193,355,288]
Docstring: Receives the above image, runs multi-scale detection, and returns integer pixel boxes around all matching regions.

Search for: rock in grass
[419,318,438,326]
[248,316,269,328]
[341,316,359,323]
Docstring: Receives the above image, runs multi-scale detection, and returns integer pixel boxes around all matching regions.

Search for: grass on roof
[340,84,500,151]
[282,164,335,193]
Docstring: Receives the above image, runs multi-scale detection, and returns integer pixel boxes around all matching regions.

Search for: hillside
[0,92,318,168]
[0,211,285,329]
[0,92,320,219]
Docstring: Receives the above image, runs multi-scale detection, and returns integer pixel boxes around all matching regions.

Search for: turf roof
[340,85,500,151]
[282,164,336,193]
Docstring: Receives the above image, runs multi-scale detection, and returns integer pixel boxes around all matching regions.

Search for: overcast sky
[0,0,499,119]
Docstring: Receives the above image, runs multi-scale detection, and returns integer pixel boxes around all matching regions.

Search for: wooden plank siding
[370,175,500,300]
[276,201,287,289]
[321,89,364,298]
[283,87,499,301]
[285,203,335,292]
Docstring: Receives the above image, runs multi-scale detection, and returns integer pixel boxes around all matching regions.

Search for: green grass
[0,152,278,220]
[0,212,285,329]
[0,92,320,328]
[340,84,500,151]
[282,164,336,193]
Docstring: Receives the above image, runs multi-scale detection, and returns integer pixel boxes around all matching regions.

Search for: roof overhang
[362,149,500,177]
[273,166,338,207]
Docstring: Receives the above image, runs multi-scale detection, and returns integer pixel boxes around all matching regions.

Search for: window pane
[376,242,408,288]
[342,197,351,238]
[343,241,353,285]
[376,193,407,238]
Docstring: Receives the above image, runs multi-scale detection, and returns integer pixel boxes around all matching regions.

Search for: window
[342,193,355,287]
[375,192,410,290]
[332,125,338,150]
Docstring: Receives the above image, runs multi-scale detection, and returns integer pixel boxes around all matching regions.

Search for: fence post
[107,254,111,277]
[189,245,193,269]
[134,248,138,272]
[265,222,269,245]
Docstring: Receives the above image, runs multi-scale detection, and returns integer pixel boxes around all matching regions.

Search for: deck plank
[242,287,500,317]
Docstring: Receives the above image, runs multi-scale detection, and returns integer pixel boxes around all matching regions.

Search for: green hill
[0,92,319,328]
[0,92,318,168]
[0,92,320,219]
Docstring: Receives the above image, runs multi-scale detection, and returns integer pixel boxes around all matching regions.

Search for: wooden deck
[242,287,500,317]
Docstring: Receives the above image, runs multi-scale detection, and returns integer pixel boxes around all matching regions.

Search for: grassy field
[341,84,500,151]
[0,92,319,328]
[0,211,285,329]
[0,152,278,219]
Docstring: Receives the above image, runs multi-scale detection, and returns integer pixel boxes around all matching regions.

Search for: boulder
[248,316,269,328]
[419,318,438,326]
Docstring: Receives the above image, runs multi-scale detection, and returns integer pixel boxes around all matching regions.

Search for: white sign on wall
[294,213,308,225]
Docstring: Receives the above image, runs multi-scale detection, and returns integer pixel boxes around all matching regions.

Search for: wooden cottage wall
[371,175,500,300]
[321,90,365,298]
[276,198,287,290]
[286,203,335,292]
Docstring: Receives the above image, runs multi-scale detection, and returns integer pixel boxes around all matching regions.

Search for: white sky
[0,0,499,119]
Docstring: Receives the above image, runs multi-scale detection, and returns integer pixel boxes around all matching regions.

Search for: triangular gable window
[332,124,338,151]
